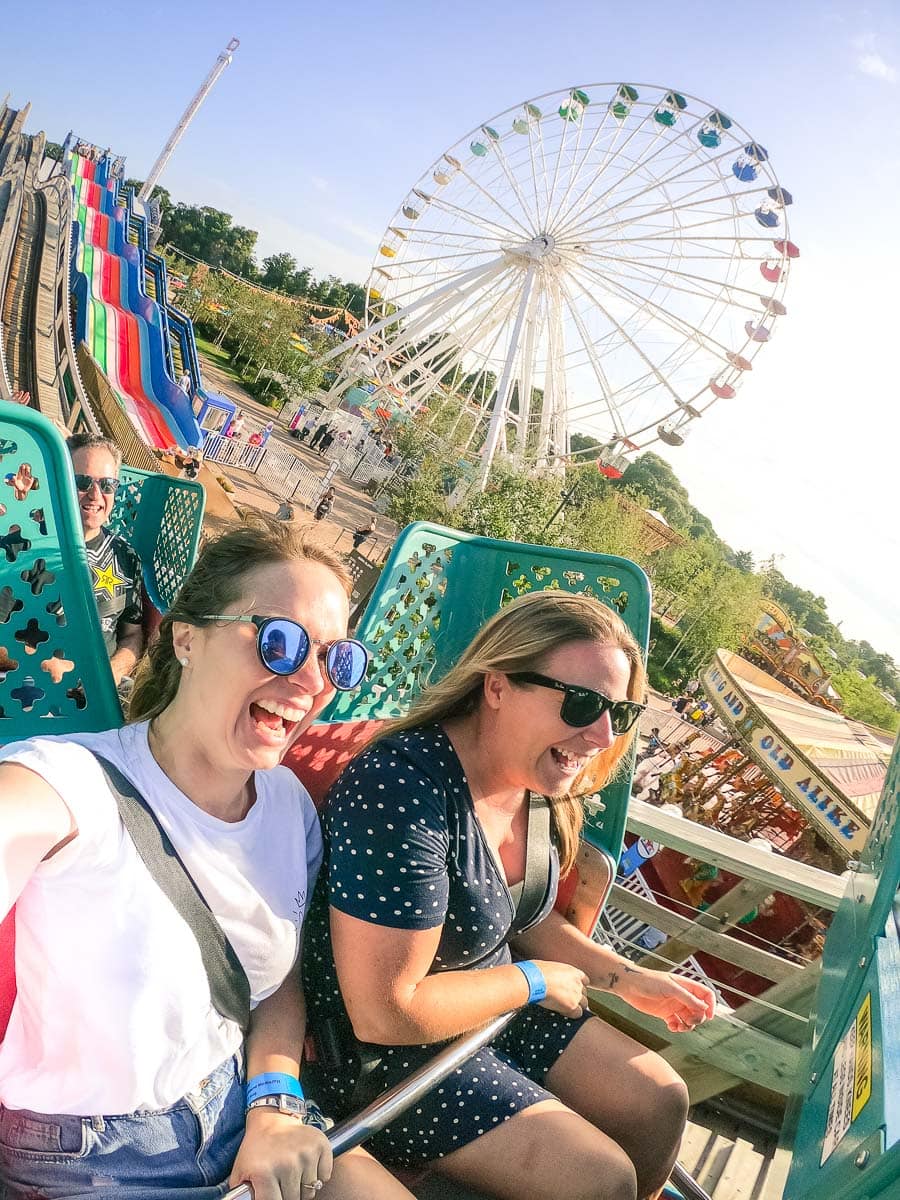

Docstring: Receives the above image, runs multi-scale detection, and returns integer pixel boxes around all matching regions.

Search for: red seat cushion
[282,719,384,809]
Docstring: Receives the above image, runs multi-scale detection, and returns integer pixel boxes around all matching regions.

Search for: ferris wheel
[323,82,797,487]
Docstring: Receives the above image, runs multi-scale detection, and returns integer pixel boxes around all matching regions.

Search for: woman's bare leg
[324,1146,416,1200]
[430,1098,637,1200]
[545,1016,689,1199]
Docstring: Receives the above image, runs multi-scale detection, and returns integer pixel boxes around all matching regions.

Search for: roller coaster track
[0,105,98,430]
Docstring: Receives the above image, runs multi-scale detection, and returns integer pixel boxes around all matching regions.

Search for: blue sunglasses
[199,614,369,691]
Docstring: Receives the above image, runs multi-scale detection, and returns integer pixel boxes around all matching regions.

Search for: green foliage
[44,141,63,162]
[831,670,899,733]
[123,178,172,215]
[161,204,258,275]
[456,469,561,544]
[618,452,694,531]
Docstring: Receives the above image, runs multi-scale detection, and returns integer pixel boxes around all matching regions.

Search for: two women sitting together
[0,520,714,1200]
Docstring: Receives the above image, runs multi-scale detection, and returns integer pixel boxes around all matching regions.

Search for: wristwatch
[246,1094,331,1130]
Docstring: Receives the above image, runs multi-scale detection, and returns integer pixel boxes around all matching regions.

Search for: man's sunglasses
[508,671,645,735]
[199,614,369,691]
[74,473,120,495]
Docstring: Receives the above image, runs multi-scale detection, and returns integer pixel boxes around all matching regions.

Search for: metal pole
[138,38,240,203]
[477,265,535,491]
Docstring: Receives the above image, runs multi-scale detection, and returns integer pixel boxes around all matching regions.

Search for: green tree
[618,453,693,530]
[161,204,258,276]
[831,670,899,733]
[733,549,755,573]
[261,252,298,291]
[123,178,172,215]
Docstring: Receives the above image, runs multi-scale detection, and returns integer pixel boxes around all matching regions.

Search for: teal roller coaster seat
[0,403,204,741]
[325,521,651,862]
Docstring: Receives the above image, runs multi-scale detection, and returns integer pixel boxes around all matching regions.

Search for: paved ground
[196,351,398,562]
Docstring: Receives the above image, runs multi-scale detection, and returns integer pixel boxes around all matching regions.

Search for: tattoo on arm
[606,972,619,990]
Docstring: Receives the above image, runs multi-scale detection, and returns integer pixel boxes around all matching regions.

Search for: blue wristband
[246,1072,304,1107]
[513,960,548,1004]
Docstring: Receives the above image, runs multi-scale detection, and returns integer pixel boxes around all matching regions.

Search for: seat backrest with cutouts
[107,466,204,614]
[0,402,122,736]
[325,521,651,862]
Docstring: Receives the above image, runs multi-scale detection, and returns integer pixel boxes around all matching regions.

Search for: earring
[178,657,189,668]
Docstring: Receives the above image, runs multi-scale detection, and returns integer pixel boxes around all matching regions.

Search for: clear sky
[3,0,899,659]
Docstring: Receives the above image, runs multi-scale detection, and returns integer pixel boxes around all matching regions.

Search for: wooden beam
[661,963,822,1103]
[627,798,846,910]
[636,878,774,972]
[608,882,802,982]
[588,991,802,1096]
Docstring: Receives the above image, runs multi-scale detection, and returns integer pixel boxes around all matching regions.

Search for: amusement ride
[322,82,798,488]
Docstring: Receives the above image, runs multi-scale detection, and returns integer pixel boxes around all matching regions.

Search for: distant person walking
[298,413,318,442]
[177,371,192,394]
[309,422,328,450]
[352,518,377,551]
[226,411,245,440]
[314,486,335,522]
[318,428,336,456]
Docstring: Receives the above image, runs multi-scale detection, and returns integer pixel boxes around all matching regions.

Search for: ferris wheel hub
[503,231,562,267]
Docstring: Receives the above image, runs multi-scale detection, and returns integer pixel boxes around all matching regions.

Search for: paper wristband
[246,1072,304,1106]
[513,959,548,1004]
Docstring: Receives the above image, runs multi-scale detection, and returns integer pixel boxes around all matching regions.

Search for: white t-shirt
[0,721,322,1115]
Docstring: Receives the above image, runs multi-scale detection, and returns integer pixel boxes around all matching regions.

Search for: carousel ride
[624,647,891,1005]
[320,82,798,489]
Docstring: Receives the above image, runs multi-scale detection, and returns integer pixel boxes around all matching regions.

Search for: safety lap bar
[223,1011,516,1199]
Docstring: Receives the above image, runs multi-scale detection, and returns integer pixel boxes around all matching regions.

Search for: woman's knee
[648,1060,690,1139]
[571,1142,637,1200]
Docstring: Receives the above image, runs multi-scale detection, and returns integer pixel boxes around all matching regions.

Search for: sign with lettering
[820,994,873,1164]
[702,656,868,856]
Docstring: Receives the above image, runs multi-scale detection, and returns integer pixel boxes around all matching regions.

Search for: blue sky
[4,1,900,659]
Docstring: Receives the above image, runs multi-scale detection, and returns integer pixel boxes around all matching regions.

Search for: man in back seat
[67,433,144,685]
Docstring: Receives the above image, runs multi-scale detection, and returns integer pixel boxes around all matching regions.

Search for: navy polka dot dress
[302,725,593,1166]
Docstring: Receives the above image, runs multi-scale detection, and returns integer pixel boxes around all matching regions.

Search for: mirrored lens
[259,619,310,675]
[612,703,644,735]
[326,640,369,691]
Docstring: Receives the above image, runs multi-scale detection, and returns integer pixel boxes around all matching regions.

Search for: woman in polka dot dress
[302,591,715,1200]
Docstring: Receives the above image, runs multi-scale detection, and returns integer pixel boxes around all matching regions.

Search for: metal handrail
[223,1011,516,1199]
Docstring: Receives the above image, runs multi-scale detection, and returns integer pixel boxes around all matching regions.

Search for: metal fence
[202,432,266,472]
[202,426,402,507]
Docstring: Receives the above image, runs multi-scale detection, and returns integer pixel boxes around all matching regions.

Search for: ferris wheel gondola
[322,81,798,487]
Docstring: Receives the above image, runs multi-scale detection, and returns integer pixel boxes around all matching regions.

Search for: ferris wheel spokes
[345,82,794,481]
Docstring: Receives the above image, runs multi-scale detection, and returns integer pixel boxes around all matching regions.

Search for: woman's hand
[534,959,591,1018]
[229,1109,333,1200]
[602,963,716,1033]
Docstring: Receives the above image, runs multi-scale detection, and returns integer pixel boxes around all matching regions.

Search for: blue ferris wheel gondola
[767,186,793,206]
[754,206,781,228]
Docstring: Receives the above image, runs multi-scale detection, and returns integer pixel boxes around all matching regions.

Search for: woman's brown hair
[130,517,351,723]
[377,590,647,874]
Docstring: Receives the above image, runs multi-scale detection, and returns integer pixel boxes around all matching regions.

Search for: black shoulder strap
[92,753,251,1033]
[508,792,553,936]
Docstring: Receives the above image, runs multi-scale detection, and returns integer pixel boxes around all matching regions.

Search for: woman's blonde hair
[130,517,351,723]
[379,590,647,873]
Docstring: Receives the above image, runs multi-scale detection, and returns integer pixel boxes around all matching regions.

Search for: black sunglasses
[199,614,369,691]
[508,671,645,735]
[74,473,119,495]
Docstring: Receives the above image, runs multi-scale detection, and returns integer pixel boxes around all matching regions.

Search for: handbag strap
[92,753,251,1033]
[507,792,553,936]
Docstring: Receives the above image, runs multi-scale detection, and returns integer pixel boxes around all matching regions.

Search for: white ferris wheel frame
[321,82,794,488]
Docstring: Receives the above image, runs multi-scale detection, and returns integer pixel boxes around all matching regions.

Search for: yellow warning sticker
[821,993,873,1165]
[852,994,872,1122]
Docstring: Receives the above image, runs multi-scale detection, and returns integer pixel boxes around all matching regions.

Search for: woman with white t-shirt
[0,520,413,1200]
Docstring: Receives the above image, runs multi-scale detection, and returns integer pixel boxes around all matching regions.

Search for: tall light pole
[138,37,239,203]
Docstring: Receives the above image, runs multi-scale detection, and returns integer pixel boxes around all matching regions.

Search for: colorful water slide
[69,154,202,449]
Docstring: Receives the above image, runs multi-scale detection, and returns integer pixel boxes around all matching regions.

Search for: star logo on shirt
[93,561,124,599]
